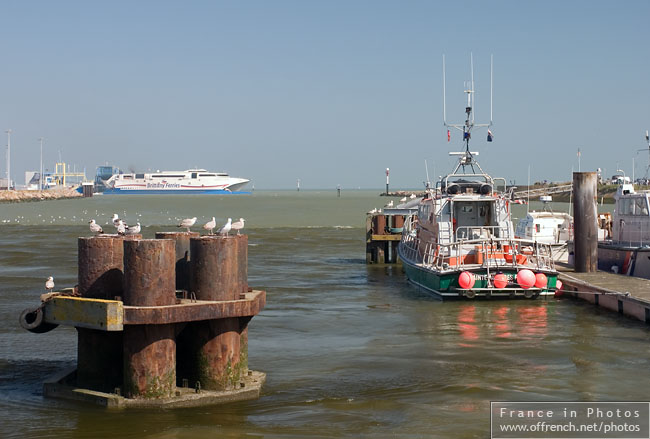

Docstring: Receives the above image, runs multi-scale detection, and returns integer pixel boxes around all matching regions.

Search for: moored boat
[515,196,573,262]
[397,57,559,299]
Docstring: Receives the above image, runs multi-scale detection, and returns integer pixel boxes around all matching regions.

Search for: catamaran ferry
[103,169,250,194]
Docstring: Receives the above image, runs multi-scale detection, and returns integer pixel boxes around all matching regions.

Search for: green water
[1,191,649,439]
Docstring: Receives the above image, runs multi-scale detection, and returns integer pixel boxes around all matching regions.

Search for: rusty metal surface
[123,239,176,307]
[190,236,246,301]
[123,290,266,325]
[177,318,242,391]
[155,232,199,291]
[78,235,140,300]
[123,324,176,398]
[76,328,123,393]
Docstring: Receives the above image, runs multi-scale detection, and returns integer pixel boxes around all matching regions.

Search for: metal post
[39,137,44,190]
[5,129,11,190]
[573,172,598,272]
[385,168,390,195]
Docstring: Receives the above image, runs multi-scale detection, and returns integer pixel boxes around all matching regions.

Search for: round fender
[19,306,58,334]
[464,290,476,299]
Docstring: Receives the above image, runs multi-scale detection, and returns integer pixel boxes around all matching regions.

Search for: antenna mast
[443,54,493,173]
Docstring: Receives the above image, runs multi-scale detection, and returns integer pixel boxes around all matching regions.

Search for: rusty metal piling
[122,239,176,398]
[178,235,248,390]
[20,227,265,408]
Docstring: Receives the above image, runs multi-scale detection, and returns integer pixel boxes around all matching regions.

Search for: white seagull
[89,219,103,234]
[400,197,408,202]
[178,217,197,232]
[385,200,394,208]
[45,276,55,292]
[217,218,232,236]
[116,219,126,235]
[231,218,245,235]
[112,213,120,227]
[125,222,141,235]
[203,217,217,235]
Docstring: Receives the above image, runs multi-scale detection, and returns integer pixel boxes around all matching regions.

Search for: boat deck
[557,263,650,322]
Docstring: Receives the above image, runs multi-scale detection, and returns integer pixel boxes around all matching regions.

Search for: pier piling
[21,229,266,408]
[573,172,598,272]
[155,232,199,292]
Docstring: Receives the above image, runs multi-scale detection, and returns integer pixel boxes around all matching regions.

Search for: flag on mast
[487,129,493,142]
[447,130,450,142]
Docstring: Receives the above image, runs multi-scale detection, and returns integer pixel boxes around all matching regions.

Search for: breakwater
[0,189,82,203]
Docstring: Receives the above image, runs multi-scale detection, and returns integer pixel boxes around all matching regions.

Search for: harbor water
[1,191,649,438]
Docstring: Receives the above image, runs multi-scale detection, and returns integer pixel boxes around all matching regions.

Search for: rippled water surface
[1,192,649,438]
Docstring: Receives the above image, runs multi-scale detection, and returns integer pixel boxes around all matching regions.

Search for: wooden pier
[558,265,650,323]
[366,212,409,264]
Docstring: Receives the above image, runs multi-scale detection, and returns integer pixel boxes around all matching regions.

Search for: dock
[558,265,650,323]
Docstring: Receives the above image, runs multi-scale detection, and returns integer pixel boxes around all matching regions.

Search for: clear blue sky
[1,0,649,189]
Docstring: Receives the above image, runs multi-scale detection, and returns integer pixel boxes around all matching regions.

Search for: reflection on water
[0,193,648,438]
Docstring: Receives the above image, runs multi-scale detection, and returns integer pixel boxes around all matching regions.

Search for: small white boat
[515,196,573,262]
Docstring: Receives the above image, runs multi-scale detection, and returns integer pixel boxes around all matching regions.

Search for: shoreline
[0,189,83,203]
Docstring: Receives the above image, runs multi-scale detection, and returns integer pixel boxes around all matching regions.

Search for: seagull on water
[385,200,394,208]
[116,219,126,235]
[125,222,141,235]
[203,217,216,235]
[400,197,407,202]
[45,276,54,292]
[112,213,121,227]
[89,219,103,234]
[216,218,232,236]
[231,218,245,235]
[178,217,197,232]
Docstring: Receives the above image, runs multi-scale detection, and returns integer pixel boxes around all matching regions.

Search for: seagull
[45,276,54,292]
[231,218,245,235]
[400,197,408,202]
[217,218,232,236]
[112,213,120,227]
[385,200,394,208]
[125,222,141,235]
[116,219,126,235]
[89,219,103,234]
[410,194,416,199]
[368,208,378,214]
[178,217,197,232]
[203,217,216,235]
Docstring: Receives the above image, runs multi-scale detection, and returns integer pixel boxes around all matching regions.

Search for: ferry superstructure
[103,169,250,194]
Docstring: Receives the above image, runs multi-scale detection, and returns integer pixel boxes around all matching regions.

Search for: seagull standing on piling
[45,276,54,292]
[89,219,103,234]
[217,218,232,236]
[112,213,120,226]
[125,222,141,235]
[203,217,216,235]
[116,219,126,235]
[178,217,197,232]
[231,218,245,235]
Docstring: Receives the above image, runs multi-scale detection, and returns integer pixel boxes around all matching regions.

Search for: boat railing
[455,225,507,241]
[399,218,555,272]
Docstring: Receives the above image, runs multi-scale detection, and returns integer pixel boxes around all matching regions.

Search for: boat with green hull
[397,55,559,300]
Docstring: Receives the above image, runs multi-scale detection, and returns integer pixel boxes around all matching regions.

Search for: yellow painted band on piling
[42,296,123,331]
[370,234,402,241]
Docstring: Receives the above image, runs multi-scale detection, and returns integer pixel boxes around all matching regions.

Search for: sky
[1,0,649,189]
